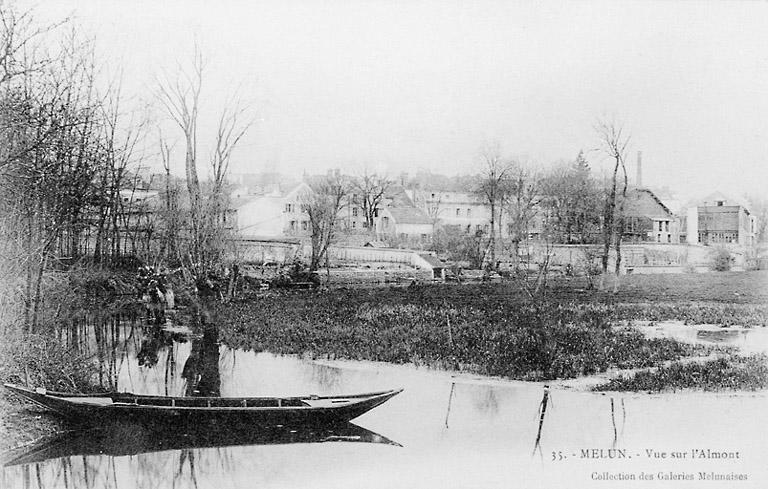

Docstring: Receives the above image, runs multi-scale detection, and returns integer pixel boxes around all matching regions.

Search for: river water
[2,314,767,489]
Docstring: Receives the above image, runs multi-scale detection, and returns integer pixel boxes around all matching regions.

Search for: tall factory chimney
[636,151,643,188]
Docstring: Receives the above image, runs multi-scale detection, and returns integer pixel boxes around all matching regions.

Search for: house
[233,182,314,238]
[376,206,433,239]
[622,188,679,243]
[413,190,492,235]
[681,192,756,246]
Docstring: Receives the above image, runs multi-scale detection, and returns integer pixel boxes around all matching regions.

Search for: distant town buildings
[225,172,757,252]
[116,164,759,261]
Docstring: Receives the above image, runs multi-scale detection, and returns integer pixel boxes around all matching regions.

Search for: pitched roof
[386,186,416,207]
[418,253,444,268]
[386,206,433,225]
[623,188,673,219]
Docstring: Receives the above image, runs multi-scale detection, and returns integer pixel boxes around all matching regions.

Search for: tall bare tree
[475,144,510,269]
[595,118,630,291]
[157,49,252,279]
[157,49,204,272]
[505,159,539,271]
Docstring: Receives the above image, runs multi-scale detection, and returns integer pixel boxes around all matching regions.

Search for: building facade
[233,182,314,238]
[682,193,757,246]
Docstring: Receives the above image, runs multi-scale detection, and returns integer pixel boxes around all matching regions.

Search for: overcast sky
[29,0,768,201]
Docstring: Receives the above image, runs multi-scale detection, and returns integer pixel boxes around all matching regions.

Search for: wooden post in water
[444,382,456,429]
[620,398,626,437]
[610,397,617,448]
[532,385,550,456]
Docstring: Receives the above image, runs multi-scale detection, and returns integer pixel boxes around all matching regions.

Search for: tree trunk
[489,201,496,268]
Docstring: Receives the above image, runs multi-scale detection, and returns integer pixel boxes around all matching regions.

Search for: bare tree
[302,173,350,271]
[475,144,510,269]
[595,118,630,292]
[351,169,392,230]
[157,49,252,280]
[505,160,539,272]
[0,25,111,331]
[0,4,65,86]
[157,49,204,273]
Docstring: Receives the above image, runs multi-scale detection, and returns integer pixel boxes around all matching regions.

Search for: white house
[233,182,314,238]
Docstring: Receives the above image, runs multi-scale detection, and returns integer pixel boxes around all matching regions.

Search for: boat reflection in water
[2,421,401,467]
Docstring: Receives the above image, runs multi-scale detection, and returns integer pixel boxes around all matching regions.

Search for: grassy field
[536,270,768,304]
[217,271,767,386]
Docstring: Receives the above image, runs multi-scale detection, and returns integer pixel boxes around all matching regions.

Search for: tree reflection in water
[182,324,221,397]
[309,362,343,391]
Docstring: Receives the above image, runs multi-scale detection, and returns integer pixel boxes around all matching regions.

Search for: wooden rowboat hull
[3,383,402,427]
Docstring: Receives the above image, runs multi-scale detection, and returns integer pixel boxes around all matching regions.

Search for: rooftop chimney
[636,151,643,188]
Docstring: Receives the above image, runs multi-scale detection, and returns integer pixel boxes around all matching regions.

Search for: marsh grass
[219,286,699,381]
[594,354,768,392]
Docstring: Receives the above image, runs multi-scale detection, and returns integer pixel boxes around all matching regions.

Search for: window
[289,221,296,231]
[657,234,661,242]
[658,221,663,232]
[352,221,356,228]
[301,221,308,231]
[716,201,724,206]
[667,234,671,243]
[456,208,461,216]
[285,203,293,213]
[382,216,390,227]
[664,221,669,232]
[467,208,471,217]
[352,207,358,217]
[466,225,471,233]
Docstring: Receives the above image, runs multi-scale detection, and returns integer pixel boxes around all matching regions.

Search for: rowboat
[2,421,401,467]
[3,383,403,427]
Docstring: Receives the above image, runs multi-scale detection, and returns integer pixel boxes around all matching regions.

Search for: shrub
[0,333,103,392]
[710,247,733,272]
